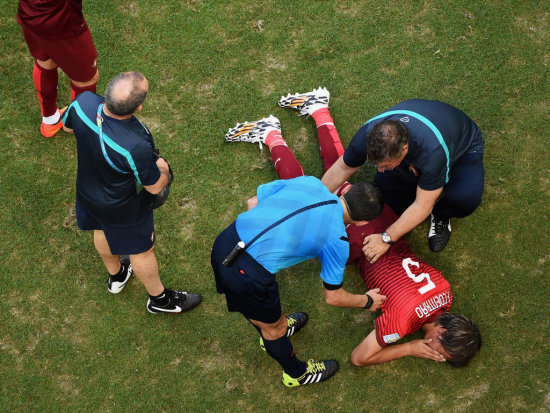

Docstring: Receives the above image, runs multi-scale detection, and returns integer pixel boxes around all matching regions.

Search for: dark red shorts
[21,27,98,82]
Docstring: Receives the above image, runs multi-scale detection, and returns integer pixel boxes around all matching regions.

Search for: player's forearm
[143,160,171,194]
[324,287,369,308]
[386,187,442,241]
[321,156,358,193]
[353,342,413,366]
[385,204,429,241]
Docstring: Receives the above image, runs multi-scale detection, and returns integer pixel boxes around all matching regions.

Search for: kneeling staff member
[211,175,386,387]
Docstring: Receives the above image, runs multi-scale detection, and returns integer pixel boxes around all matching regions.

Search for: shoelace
[306,359,327,373]
[433,218,448,234]
[287,317,297,327]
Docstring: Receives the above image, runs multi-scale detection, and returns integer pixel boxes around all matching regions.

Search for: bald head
[105,72,148,116]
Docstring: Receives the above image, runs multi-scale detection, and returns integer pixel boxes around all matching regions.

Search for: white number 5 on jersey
[402,258,436,294]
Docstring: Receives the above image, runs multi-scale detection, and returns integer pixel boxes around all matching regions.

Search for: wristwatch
[381,232,393,245]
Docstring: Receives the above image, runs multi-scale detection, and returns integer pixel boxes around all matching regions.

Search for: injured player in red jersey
[225,87,481,367]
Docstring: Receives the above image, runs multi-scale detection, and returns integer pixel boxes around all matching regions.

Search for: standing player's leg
[130,248,202,313]
[250,315,339,387]
[47,29,99,100]
[225,115,305,179]
[70,70,99,100]
[250,316,307,378]
[93,230,133,294]
[33,59,60,127]
[76,201,133,294]
[20,27,64,137]
[93,212,201,312]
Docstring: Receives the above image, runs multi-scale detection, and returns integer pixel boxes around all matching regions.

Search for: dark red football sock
[270,145,304,179]
[33,62,58,117]
[311,108,345,172]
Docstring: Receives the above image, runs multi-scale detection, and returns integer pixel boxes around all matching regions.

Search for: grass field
[0,1,548,411]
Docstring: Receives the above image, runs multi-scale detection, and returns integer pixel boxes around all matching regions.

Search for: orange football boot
[40,106,67,138]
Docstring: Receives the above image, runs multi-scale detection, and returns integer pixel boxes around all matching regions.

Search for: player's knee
[36,58,58,70]
[261,326,286,341]
[444,193,482,218]
[130,245,155,259]
[260,317,287,340]
[350,350,367,367]
[72,69,99,87]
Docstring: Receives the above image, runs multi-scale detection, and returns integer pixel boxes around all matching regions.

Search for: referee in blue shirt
[322,99,484,258]
[211,176,386,387]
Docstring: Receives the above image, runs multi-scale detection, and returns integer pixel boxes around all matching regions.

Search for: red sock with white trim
[311,107,345,172]
[265,130,304,179]
[33,62,58,118]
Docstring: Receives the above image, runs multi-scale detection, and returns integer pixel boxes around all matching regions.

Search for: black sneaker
[282,359,339,387]
[146,289,202,314]
[428,213,451,252]
[107,255,133,294]
[260,312,309,351]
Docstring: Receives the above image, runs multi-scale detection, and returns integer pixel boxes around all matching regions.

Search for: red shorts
[21,27,98,82]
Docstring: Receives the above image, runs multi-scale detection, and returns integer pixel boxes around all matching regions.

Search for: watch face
[382,233,391,243]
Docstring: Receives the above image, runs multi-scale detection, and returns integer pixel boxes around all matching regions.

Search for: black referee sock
[149,288,170,306]
[262,335,307,378]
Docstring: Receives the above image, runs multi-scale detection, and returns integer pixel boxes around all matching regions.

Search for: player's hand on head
[366,288,386,311]
[362,234,390,264]
[408,339,446,362]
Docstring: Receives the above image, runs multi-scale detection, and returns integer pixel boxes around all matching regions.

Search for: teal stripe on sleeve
[71,101,142,184]
[62,101,75,124]
[364,110,450,183]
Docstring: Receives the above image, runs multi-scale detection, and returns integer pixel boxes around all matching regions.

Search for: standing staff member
[322,99,484,258]
[63,71,201,313]
[17,0,99,137]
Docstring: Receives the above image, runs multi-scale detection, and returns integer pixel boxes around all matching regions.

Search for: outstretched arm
[362,186,442,263]
[350,329,446,366]
[321,156,360,193]
[323,287,385,309]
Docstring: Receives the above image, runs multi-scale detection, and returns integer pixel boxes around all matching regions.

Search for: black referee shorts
[211,222,281,324]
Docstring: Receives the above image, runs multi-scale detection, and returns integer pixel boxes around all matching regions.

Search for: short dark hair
[436,312,482,367]
[105,71,147,116]
[342,182,384,221]
[366,120,408,163]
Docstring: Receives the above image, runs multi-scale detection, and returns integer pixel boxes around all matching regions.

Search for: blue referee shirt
[344,99,483,190]
[235,176,349,287]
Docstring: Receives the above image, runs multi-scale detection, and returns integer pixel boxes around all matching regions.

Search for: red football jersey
[17,0,87,38]
[346,205,453,347]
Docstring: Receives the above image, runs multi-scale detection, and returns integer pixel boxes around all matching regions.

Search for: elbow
[145,185,163,195]
[325,293,342,307]
[324,295,339,307]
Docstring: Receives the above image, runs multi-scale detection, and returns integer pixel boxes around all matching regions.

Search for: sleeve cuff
[323,281,343,290]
